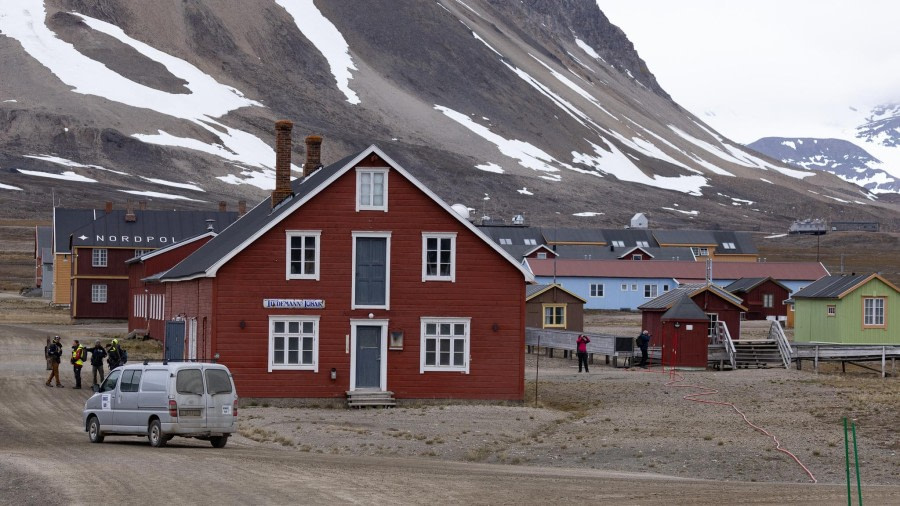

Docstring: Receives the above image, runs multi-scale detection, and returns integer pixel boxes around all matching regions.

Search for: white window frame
[621,284,628,291]
[612,240,625,247]
[351,231,391,310]
[285,230,321,280]
[632,254,643,260]
[636,241,649,247]
[422,232,456,282]
[91,284,107,303]
[707,313,719,338]
[590,283,604,297]
[499,238,512,245]
[523,238,537,246]
[268,316,320,372]
[644,284,658,298]
[762,293,774,308]
[420,317,471,374]
[663,284,670,292]
[863,297,885,327]
[356,168,388,212]
[536,252,547,259]
[92,248,108,267]
[826,305,836,317]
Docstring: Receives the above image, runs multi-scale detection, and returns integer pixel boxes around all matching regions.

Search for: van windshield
[176,369,203,395]
[206,369,233,395]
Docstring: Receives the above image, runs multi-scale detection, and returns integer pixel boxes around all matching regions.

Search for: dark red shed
[658,295,712,369]
[639,283,748,351]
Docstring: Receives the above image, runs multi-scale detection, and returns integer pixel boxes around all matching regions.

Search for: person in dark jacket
[636,330,651,368]
[576,334,591,373]
[89,340,107,386]
[45,336,63,387]
[107,339,122,370]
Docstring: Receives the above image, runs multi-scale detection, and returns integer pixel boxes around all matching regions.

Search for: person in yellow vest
[71,340,86,389]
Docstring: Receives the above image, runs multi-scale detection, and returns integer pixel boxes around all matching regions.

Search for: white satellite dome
[451,203,472,220]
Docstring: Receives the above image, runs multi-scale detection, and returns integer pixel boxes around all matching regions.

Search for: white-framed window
[91,284,107,303]
[268,316,320,372]
[420,317,470,373]
[663,284,670,292]
[352,231,391,310]
[722,242,736,250]
[356,168,388,211]
[286,231,321,280]
[612,240,625,247]
[636,241,649,247]
[499,238,512,245]
[644,284,658,298]
[762,293,774,308]
[524,238,537,245]
[863,298,885,327]
[422,232,456,282]
[826,305,836,317]
[692,247,710,256]
[590,283,604,297]
[536,252,547,259]
[707,313,719,338]
[621,284,628,291]
[632,254,643,260]
[92,248,108,267]
[543,304,566,328]
[133,248,153,257]
[631,284,638,291]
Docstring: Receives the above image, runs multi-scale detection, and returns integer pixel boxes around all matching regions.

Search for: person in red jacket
[576,334,591,373]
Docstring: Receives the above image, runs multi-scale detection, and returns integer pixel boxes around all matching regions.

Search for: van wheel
[148,420,167,448]
[88,416,104,443]
[210,436,228,448]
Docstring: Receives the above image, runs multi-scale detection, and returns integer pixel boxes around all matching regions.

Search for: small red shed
[639,283,748,346]
[658,295,712,369]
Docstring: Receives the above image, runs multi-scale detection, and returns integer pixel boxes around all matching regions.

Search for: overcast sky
[596,1,900,144]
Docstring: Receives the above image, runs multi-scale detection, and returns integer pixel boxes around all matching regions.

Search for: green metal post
[852,421,862,506]
[844,417,851,506]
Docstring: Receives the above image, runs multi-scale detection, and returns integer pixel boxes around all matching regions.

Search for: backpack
[120,347,128,365]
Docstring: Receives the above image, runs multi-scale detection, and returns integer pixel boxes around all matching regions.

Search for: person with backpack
[89,339,107,386]
[45,336,63,387]
[71,340,86,389]
[107,339,122,370]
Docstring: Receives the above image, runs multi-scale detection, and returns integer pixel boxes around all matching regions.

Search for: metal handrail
[768,321,792,369]
[715,321,736,369]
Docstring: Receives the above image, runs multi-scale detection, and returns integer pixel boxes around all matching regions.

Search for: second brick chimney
[304,135,323,178]
[125,201,136,222]
[272,120,294,208]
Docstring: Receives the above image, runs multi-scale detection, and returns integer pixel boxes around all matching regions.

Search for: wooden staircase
[733,340,783,368]
[346,389,396,408]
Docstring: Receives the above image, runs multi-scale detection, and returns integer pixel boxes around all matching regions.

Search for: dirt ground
[3,294,899,504]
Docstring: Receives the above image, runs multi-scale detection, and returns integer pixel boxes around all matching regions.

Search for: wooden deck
[791,343,900,377]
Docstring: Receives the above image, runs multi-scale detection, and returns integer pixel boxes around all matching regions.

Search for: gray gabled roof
[477,225,544,246]
[126,231,217,264]
[69,209,238,250]
[53,208,106,253]
[601,228,658,247]
[160,145,534,283]
[791,274,877,299]
[541,227,606,244]
[638,283,747,311]
[661,294,708,320]
[36,226,52,257]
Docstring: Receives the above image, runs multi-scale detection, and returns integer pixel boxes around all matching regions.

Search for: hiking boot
[56,384,64,387]
[45,383,52,387]
[72,386,81,389]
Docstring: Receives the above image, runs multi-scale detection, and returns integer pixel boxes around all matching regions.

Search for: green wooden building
[790,274,900,344]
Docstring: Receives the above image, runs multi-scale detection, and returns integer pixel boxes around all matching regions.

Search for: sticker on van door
[101,394,111,410]
[222,405,231,415]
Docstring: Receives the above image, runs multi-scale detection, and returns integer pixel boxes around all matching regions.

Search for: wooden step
[346,390,396,408]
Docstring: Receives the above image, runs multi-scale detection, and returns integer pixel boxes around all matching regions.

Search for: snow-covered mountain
[747,137,900,194]
[1,0,896,231]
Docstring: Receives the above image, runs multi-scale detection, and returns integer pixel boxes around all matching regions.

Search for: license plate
[180,408,201,417]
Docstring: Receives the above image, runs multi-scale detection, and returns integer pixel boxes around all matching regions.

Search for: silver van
[82,362,238,448]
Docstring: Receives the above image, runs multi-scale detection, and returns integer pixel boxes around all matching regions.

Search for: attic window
[612,241,625,247]
[692,247,709,256]
[499,238,512,245]
[523,238,537,245]
[722,242,736,250]
[357,168,388,212]
[636,241,649,248]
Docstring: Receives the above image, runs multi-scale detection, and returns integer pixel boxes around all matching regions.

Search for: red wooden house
[156,121,534,401]
[656,294,712,369]
[724,277,790,321]
[638,283,748,344]
[126,231,217,341]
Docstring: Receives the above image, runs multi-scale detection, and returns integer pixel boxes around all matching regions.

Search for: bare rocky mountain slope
[1,0,897,231]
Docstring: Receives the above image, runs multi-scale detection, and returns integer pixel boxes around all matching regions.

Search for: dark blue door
[355,326,381,389]
[355,237,386,306]
[165,320,185,361]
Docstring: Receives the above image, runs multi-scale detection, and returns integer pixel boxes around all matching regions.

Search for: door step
[346,390,396,408]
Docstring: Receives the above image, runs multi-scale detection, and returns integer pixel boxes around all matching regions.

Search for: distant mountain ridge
[0,0,897,232]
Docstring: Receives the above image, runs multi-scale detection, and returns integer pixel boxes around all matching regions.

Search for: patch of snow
[661,207,698,215]
[16,169,97,183]
[760,178,774,184]
[780,140,797,150]
[471,32,503,57]
[139,177,205,192]
[476,163,504,174]
[572,139,708,196]
[24,154,128,175]
[530,56,616,120]
[573,211,604,217]
[517,187,533,195]
[824,195,850,203]
[0,182,23,190]
[118,190,205,202]
[731,197,754,205]
[2,99,17,103]
[765,234,788,239]
[574,39,606,62]
[453,0,484,18]
[276,0,359,104]
[216,165,279,190]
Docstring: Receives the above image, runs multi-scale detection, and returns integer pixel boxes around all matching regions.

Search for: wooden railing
[712,321,736,370]
[767,321,792,369]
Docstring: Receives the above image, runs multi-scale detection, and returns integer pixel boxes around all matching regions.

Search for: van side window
[100,369,121,393]
[141,370,168,392]
[176,369,204,395]
[120,370,143,393]
[206,369,233,395]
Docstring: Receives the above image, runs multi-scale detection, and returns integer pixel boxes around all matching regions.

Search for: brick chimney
[272,120,294,208]
[238,200,247,216]
[304,135,323,178]
[125,201,136,222]
[218,200,227,212]
[105,201,113,213]
[138,200,147,210]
